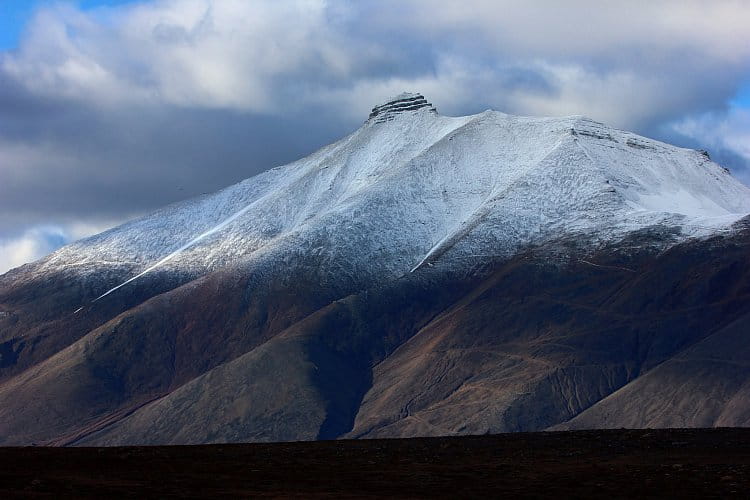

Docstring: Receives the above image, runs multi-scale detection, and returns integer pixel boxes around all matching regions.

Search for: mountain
[1,92,749,446]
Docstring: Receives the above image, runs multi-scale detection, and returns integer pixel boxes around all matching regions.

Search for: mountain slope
[1,93,749,445]
[555,312,750,430]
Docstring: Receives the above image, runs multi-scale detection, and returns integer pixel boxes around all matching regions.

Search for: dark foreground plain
[1,428,749,498]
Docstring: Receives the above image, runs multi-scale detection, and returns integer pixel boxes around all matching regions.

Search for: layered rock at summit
[1,93,749,446]
[368,92,436,122]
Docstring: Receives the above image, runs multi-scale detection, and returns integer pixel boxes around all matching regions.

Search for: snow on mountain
[3,93,750,447]
[32,93,750,300]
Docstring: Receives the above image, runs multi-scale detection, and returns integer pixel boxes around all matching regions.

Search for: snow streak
[92,199,261,301]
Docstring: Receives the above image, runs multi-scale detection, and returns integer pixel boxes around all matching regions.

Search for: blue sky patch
[0,0,136,49]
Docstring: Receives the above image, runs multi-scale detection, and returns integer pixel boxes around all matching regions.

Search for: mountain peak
[368,92,436,123]
[4,92,750,448]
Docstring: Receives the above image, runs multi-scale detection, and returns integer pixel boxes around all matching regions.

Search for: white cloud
[2,0,361,111]
[2,0,748,125]
[389,0,750,64]
[673,107,750,183]
[0,221,121,274]
[0,222,119,274]
[0,226,67,273]
[676,108,750,160]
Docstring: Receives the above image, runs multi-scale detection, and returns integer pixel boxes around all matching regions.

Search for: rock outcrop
[367,92,436,123]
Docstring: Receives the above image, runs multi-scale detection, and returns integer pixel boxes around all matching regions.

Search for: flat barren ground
[1,428,748,498]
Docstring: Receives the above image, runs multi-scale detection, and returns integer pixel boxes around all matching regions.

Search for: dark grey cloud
[0,100,357,226]
[1,0,749,272]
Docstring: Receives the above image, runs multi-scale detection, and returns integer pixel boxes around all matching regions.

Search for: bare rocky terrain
[1,221,749,446]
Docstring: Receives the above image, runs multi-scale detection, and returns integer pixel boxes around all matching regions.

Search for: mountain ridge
[15,101,748,305]
[1,93,749,446]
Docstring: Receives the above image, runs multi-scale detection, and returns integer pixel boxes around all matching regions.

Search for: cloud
[0,226,68,274]
[386,0,750,63]
[673,107,750,184]
[1,0,397,112]
[0,222,118,274]
[675,108,750,160]
[4,1,748,124]
[0,0,749,271]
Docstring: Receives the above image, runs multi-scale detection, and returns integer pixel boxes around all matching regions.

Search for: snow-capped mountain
[1,93,749,446]
[30,93,750,304]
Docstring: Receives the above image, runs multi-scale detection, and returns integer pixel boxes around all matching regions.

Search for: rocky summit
[367,92,437,123]
[1,93,749,446]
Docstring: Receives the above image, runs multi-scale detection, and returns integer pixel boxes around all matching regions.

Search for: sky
[1,0,749,273]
